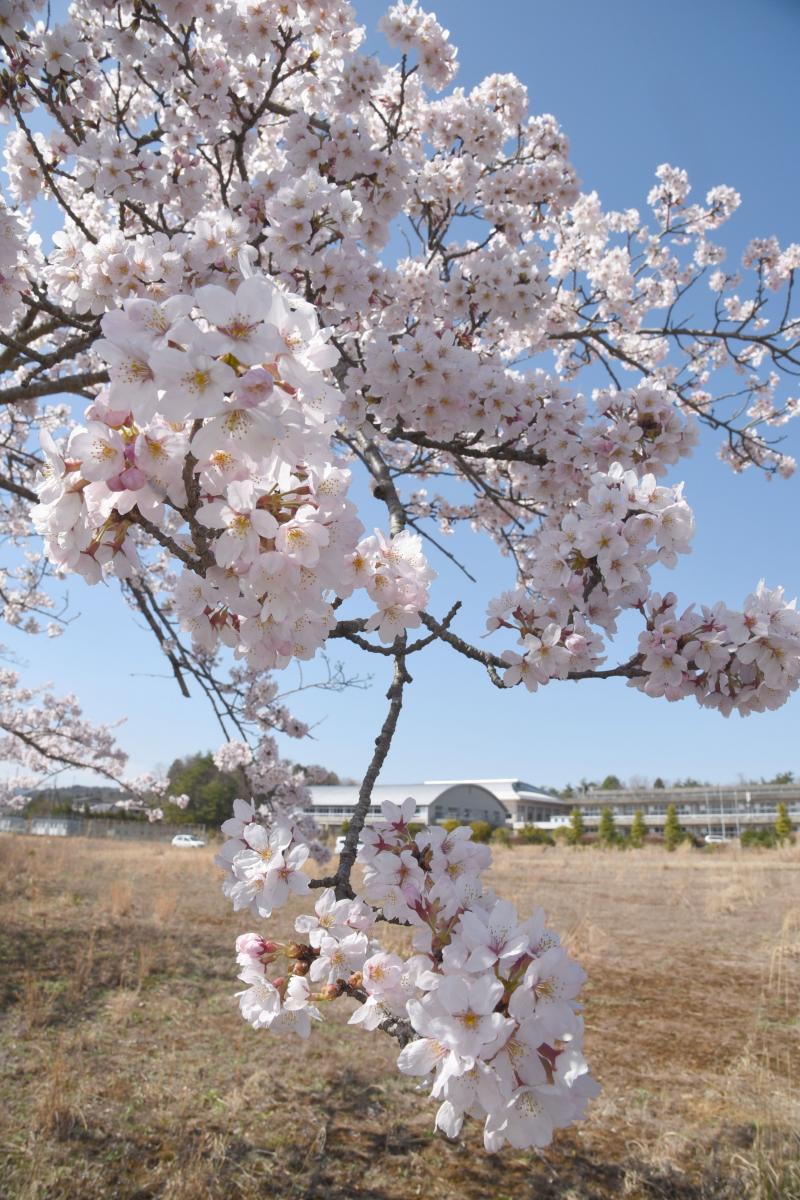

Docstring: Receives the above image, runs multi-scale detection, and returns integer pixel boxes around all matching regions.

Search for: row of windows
[314,805,500,822]
[579,804,800,818]
[313,804,383,815]
[431,808,496,821]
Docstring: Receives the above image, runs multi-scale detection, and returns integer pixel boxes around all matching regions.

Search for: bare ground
[0,834,798,1199]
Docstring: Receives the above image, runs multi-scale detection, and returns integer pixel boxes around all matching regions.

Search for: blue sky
[4,0,800,792]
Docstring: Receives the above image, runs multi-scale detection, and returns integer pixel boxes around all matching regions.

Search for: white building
[572,782,800,837]
[308,779,569,829]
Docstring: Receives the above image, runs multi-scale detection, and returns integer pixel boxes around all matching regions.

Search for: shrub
[741,827,777,848]
[439,819,460,833]
[518,825,555,846]
[490,826,512,847]
[470,820,493,844]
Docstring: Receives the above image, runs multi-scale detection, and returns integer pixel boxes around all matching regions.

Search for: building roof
[425,779,560,802]
[308,784,444,808]
[308,779,567,811]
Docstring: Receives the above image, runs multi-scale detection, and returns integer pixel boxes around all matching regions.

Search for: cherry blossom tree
[2,0,800,1151]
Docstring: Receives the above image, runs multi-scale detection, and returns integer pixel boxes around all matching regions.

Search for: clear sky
[4,0,800,792]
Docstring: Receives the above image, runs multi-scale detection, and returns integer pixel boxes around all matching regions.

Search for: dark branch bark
[312,647,410,901]
[0,370,108,406]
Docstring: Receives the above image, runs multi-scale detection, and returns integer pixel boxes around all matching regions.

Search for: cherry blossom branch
[418,611,645,685]
[125,579,191,699]
[0,370,108,407]
[311,646,410,899]
[347,429,408,536]
[6,92,98,244]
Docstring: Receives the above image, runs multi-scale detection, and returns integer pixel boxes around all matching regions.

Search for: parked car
[703,834,730,845]
[171,833,206,848]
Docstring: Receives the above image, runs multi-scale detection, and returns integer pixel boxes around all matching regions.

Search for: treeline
[23,784,128,817]
[20,754,346,825]
[543,803,796,850]
[558,770,796,797]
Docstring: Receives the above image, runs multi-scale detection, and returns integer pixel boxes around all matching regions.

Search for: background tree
[629,810,648,848]
[775,802,794,845]
[597,806,618,846]
[567,808,585,846]
[663,804,684,852]
[164,753,241,827]
[600,776,624,791]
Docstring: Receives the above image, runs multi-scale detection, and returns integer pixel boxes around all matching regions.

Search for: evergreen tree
[775,802,794,845]
[597,806,617,846]
[166,752,241,827]
[663,803,683,851]
[566,807,585,846]
[629,809,647,848]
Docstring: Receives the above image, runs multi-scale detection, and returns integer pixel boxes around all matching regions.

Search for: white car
[703,834,730,845]
[171,833,206,848]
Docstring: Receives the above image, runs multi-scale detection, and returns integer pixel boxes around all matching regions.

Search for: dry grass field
[0,834,798,1200]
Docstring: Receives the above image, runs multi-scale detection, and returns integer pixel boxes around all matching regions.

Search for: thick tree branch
[0,370,108,406]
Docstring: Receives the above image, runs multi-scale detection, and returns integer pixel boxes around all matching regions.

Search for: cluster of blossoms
[353,529,436,643]
[212,740,329,862]
[0,660,129,800]
[484,464,800,714]
[218,802,316,918]
[380,1,458,90]
[0,202,34,326]
[227,796,597,1150]
[632,583,800,715]
[487,463,694,688]
[32,270,433,670]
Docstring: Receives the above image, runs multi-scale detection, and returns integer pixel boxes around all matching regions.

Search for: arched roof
[429,782,509,812]
[308,783,446,809]
[307,779,565,812]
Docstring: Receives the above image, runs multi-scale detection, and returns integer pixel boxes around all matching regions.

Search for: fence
[0,815,213,842]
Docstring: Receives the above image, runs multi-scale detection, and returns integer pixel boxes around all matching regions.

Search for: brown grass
[0,834,798,1199]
